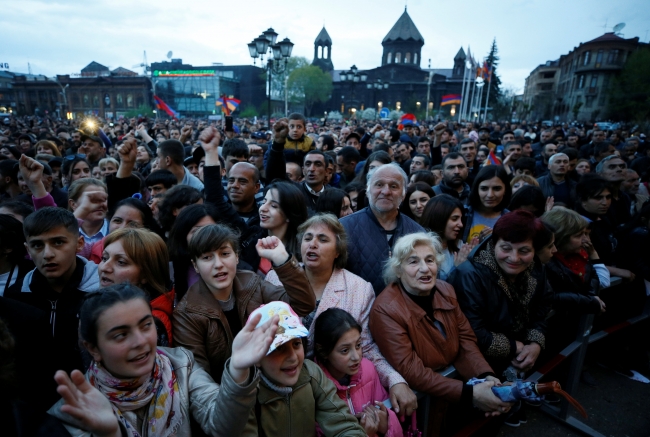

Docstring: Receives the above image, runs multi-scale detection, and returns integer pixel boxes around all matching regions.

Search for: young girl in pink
[314,308,403,437]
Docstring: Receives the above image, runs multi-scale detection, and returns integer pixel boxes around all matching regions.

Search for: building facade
[313,8,465,119]
[522,60,560,121]
[523,32,645,122]
[149,60,266,116]
[11,62,150,118]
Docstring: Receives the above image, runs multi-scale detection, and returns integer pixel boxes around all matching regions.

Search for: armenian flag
[481,61,492,81]
[153,96,179,119]
[216,96,241,116]
[483,149,502,166]
[441,94,461,106]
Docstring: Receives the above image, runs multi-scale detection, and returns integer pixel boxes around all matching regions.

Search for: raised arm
[265,118,290,182]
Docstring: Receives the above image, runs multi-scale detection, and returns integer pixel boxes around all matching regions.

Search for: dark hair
[504,141,520,152]
[0,200,34,219]
[313,308,362,364]
[109,198,159,233]
[592,142,611,158]
[459,138,476,148]
[319,135,335,151]
[0,145,20,160]
[420,194,465,252]
[157,185,203,232]
[508,185,546,217]
[417,137,431,146]
[264,180,308,256]
[389,128,401,142]
[168,203,220,261]
[0,159,18,180]
[354,151,391,184]
[221,138,249,159]
[304,150,327,165]
[336,146,361,164]
[412,153,431,168]
[288,113,306,126]
[373,143,391,154]
[62,156,91,185]
[469,165,511,212]
[514,157,536,173]
[534,221,556,253]
[145,169,177,189]
[315,188,350,218]
[410,170,435,185]
[79,284,150,347]
[188,224,240,260]
[576,174,611,201]
[23,207,78,239]
[157,140,185,166]
[0,214,27,259]
[399,182,435,221]
[562,147,578,161]
[441,152,464,169]
[492,210,545,245]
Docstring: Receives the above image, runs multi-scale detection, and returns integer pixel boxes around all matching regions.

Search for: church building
[313,8,466,119]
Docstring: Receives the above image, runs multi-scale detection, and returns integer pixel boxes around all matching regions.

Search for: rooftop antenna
[28,62,32,75]
[428,58,431,69]
[612,22,626,36]
[601,19,608,33]
[132,51,150,75]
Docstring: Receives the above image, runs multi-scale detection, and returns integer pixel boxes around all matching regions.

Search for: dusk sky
[5,0,649,93]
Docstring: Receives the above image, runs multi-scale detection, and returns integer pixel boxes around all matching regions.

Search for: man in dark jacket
[537,153,577,208]
[341,163,424,295]
[433,153,471,205]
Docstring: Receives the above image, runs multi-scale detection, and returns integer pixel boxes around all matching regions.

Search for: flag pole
[476,80,485,125]
[458,55,469,122]
[483,60,493,123]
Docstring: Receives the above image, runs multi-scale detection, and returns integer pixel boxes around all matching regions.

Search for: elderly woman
[265,213,418,417]
[448,210,552,377]
[369,232,511,430]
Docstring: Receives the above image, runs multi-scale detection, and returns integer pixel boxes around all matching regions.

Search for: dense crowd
[0,112,648,436]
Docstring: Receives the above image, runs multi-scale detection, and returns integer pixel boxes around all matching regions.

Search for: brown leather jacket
[173,256,315,383]
[369,281,493,402]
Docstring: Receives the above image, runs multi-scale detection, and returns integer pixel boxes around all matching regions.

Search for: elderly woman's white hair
[382,232,444,285]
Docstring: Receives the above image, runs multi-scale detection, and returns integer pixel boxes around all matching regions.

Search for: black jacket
[448,238,552,372]
[433,180,470,205]
[545,257,602,314]
[536,175,577,208]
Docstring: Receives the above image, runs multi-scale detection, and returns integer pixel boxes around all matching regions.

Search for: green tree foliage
[269,57,309,101]
[125,105,154,118]
[287,65,333,116]
[484,39,502,112]
[239,104,258,118]
[607,48,650,123]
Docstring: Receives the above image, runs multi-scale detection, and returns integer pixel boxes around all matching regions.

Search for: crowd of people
[0,112,649,436]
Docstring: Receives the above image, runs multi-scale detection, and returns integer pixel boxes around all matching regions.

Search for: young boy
[5,207,99,375]
[272,113,314,165]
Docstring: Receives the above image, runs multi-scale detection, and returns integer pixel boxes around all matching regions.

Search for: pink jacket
[319,358,403,437]
[266,267,406,389]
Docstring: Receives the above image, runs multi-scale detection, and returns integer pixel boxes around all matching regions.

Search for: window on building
[607,50,620,64]
[583,51,591,66]
[540,83,553,91]
[598,94,607,106]
[136,94,144,107]
[387,52,392,64]
[595,49,604,67]
[396,101,401,110]
[395,52,401,63]
[72,93,80,106]
[414,53,418,64]
[116,94,123,106]
[127,94,134,107]
[585,96,595,108]
[92,95,99,107]
[428,102,433,110]
[83,94,89,105]
[578,75,585,89]
[542,71,555,79]
[590,75,598,88]
[405,53,411,63]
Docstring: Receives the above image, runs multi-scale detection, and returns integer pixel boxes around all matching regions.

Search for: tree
[239,104,258,118]
[269,57,309,101]
[572,101,583,120]
[484,39,502,115]
[287,65,333,117]
[491,86,517,121]
[125,105,154,118]
[606,48,650,123]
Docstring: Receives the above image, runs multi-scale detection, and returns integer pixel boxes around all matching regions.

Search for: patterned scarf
[88,349,181,437]
[554,250,589,282]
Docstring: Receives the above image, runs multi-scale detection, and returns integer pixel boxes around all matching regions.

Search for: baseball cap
[248,301,309,355]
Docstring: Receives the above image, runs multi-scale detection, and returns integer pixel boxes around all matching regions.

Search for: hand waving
[54,370,120,437]
[229,313,279,383]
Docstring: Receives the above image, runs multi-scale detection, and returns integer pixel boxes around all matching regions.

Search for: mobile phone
[109,122,114,127]
[225,116,233,132]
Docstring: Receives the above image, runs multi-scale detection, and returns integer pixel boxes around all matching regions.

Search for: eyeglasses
[64,154,87,160]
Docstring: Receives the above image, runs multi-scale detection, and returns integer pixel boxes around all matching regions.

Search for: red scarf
[554,250,589,282]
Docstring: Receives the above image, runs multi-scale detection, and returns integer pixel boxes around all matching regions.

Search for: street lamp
[248,28,293,122]
[49,77,69,118]
[339,65,367,115]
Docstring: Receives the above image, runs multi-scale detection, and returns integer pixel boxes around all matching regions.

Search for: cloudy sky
[5,0,649,92]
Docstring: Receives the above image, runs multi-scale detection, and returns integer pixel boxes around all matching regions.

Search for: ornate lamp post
[339,65,367,115]
[248,28,293,122]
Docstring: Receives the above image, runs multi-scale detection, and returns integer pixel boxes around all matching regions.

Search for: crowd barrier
[409,277,650,437]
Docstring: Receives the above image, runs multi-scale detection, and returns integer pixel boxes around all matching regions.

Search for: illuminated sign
[153,70,216,77]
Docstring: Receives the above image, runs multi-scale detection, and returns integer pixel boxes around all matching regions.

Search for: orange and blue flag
[153,96,179,119]
[482,61,492,81]
[441,94,461,106]
[483,149,502,166]
[216,96,241,116]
